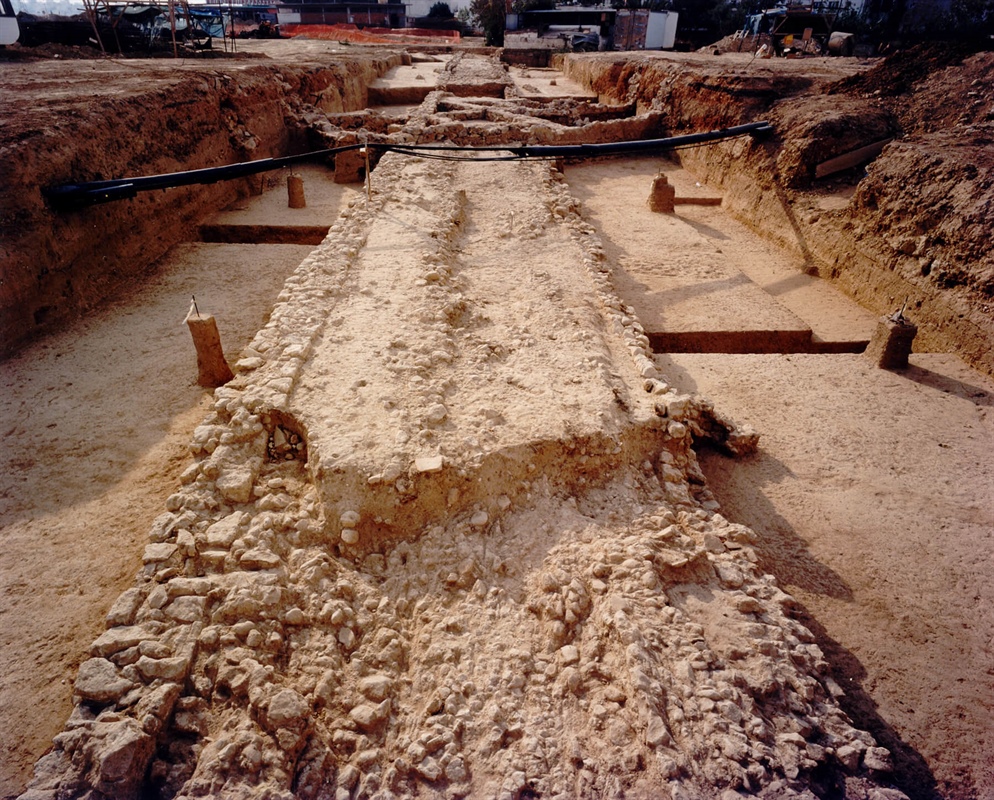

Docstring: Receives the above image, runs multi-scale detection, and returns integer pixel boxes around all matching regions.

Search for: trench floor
[565,157,994,799]
[566,157,876,353]
[2,129,992,800]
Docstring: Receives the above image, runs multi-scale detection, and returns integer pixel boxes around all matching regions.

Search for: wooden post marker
[648,173,676,213]
[864,310,917,369]
[287,174,306,208]
[185,298,234,387]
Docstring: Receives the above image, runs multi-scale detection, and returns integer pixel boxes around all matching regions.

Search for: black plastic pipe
[42,121,774,212]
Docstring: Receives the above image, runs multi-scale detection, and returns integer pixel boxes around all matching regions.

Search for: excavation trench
[2,45,992,800]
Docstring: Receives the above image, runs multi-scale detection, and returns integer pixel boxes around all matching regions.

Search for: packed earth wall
[559,52,994,378]
[0,54,399,358]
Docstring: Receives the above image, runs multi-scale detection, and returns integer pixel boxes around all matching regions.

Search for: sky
[13,0,86,15]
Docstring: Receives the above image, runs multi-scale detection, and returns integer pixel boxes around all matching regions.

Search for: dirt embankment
[561,48,994,377]
[0,53,399,359]
[2,45,990,800]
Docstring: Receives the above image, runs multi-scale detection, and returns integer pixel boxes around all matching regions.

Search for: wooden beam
[815,138,893,179]
[674,196,722,206]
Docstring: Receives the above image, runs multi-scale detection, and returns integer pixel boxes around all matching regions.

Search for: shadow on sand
[697,442,942,800]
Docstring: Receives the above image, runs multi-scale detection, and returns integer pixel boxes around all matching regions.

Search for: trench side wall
[560,55,994,378]
[0,55,399,359]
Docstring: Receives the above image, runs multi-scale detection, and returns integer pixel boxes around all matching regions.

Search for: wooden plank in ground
[815,138,893,179]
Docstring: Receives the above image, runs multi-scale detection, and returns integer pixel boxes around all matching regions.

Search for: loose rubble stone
[135,655,189,682]
[268,689,309,729]
[205,512,247,548]
[143,543,178,563]
[341,528,359,545]
[21,131,911,800]
[105,588,145,627]
[74,658,135,704]
[91,626,146,659]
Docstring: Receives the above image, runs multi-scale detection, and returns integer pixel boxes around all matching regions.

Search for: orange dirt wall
[0,56,398,359]
[560,54,994,378]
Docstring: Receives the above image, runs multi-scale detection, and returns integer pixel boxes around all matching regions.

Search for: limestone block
[341,528,359,545]
[349,699,390,733]
[863,746,894,772]
[167,577,210,598]
[205,512,247,549]
[645,714,670,747]
[136,655,190,682]
[91,719,156,797]
[164,596,206,624]
[216,466,255,504]
[143,543,178,564]
[558,645,579,666]
[148,512,179,543]
[105,588,145,628]
[358,674,393,702]
[414,455,444,473]
[135,683,182,733]
[835,743,861,770]
[92,627,147,659]
[75,658,135,704]
[267,689,309,730]
[241,548,282,570]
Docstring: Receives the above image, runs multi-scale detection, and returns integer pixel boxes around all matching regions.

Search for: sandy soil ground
[565,157,994,799]
[4,153,990,798]
[0,174,359,798]
[0,43,991,800]
[671,351,994,800]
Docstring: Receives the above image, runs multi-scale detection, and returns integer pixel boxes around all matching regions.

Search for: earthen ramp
[20,152,907,800]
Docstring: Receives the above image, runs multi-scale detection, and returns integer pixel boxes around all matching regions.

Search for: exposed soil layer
[0,45,401,359]
[0,41,991,800]
[559,47,994,378]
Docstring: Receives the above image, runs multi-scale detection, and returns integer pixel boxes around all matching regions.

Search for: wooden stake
[864,314,917,370]
[648,173,676,213]
[185,300,234,387]
[287,174,306,208]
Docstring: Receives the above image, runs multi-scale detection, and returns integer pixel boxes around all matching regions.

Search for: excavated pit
[21,146,901,800]
[2,43,992,800]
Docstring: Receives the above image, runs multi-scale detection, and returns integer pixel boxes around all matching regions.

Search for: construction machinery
[743,0,849,56]
[1,0,19,45]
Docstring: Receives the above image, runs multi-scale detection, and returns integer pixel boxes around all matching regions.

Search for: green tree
[470,0,506,44]
[511,0,554,11]
[427,2,454,18]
